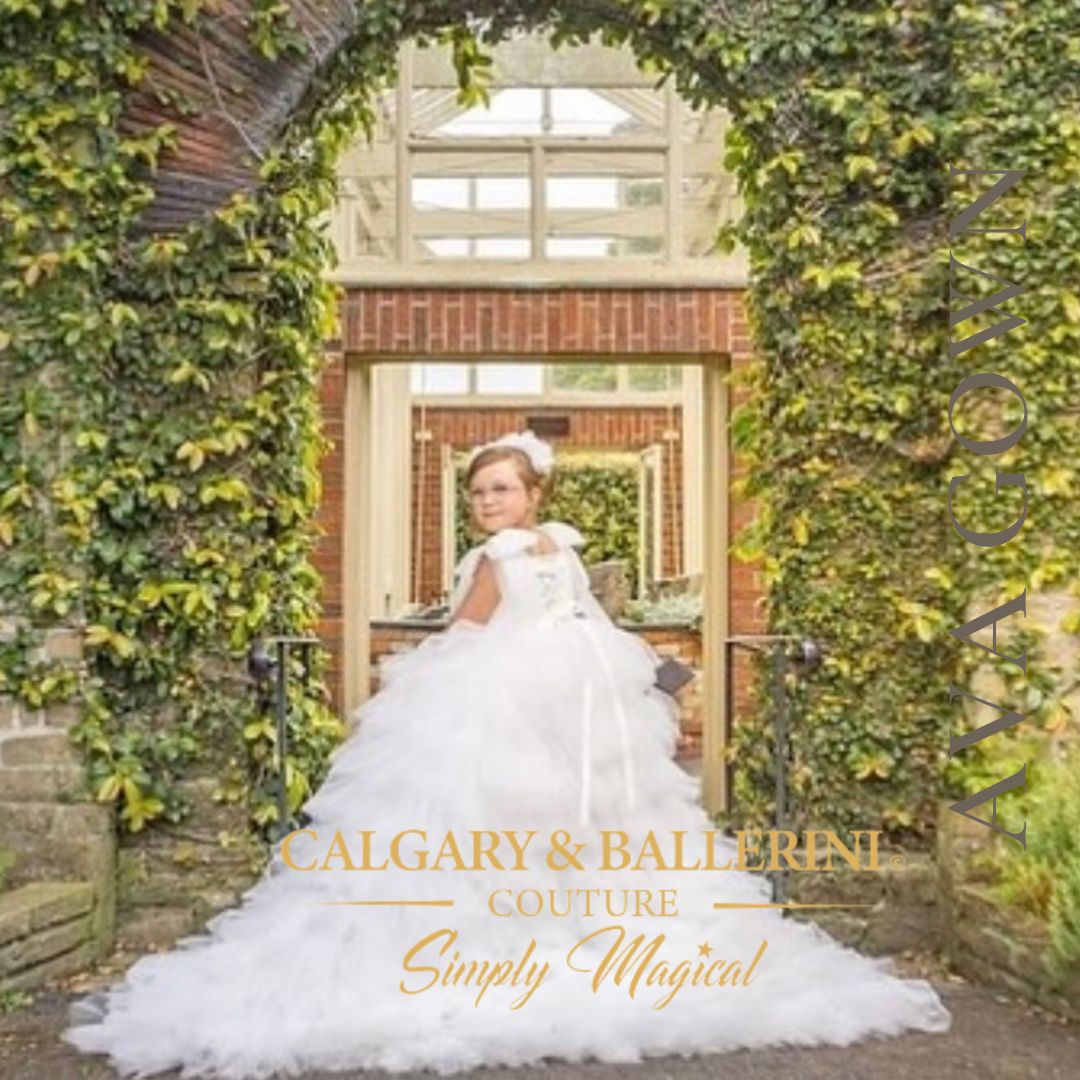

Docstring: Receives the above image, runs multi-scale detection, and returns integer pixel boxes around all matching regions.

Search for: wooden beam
[700,354,730,817]
[325,255,750,287]
[342,359,373,716]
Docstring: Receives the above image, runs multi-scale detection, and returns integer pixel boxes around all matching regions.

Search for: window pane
[475,363,543,394]
[414,175,531,211]
[547,177,618,210]
[334,160,395,259]
[547,176,663,211]
[416,238,532,259]
[545,236,662,259]
[681,102,738,259]
[627,364,683,391]
[548,88,637,137]
[545,153,664,260]
[550,364,618,392]
[545,237,613,259]
[475,177,530,209]
[474,238,531,258]
[411,363,469,394]
[412,151,531,260]
[434,88,543,137]
[418,238,471,258]
[412,177,469,210]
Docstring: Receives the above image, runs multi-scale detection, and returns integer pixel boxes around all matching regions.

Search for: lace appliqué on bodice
[448,521,592,624]
[526,559,589,624]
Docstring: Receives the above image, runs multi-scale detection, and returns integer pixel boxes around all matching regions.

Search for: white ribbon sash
[575,617,637,827]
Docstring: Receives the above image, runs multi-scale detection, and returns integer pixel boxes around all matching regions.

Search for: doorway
[341,352,731,813]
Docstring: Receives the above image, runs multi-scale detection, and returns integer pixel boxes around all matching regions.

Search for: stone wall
[787,849,940,958]
[0,625,86,805]
[113,776,265,952]
[0,882,102,992]
[937,805,1080,1021]
[935,585,1080,1021]
[0,622,120,989]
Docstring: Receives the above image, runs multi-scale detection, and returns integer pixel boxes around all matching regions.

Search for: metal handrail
[247,636,321,841]
[724,634,824,904]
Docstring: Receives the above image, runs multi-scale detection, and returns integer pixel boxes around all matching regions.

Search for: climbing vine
[1,1,1076,849]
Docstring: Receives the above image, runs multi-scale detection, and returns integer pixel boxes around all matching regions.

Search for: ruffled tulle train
[63,608,951,1078]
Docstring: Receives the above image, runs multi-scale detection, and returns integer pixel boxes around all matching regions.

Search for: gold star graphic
[697,941,713,958]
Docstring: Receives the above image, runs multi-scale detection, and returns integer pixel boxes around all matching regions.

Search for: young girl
[63,430,950,1078]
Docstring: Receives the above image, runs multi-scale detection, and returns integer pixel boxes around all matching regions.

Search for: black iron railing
[247,636,321,841]
[724,634,824,904]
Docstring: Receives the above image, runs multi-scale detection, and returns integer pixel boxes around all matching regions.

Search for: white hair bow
[469,429,555,476]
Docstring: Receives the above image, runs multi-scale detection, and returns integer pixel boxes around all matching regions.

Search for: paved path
[1,953,1077,1080]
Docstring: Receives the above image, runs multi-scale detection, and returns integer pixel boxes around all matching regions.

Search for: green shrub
[623,592,702,629]
[0,990,32,1014]
[977,740,1080,975]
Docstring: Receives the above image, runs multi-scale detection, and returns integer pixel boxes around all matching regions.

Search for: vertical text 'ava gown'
[63,519,951,1078]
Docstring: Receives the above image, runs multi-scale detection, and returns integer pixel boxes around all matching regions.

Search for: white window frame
[410,360,683,404]
[326,39,748,287]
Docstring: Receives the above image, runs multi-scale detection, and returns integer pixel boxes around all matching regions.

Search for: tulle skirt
[62,614,951,1078]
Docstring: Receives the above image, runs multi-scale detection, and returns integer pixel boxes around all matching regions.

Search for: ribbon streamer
[574,616,637,827]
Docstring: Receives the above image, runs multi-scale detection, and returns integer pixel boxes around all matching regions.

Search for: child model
[63,430,950,1078]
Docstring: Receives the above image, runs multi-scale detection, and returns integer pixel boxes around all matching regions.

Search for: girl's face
[467,458,541,534]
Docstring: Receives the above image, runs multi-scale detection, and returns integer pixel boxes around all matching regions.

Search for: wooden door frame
[341,352,731,814]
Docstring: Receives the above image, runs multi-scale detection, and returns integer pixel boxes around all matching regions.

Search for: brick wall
[340,288,749,356]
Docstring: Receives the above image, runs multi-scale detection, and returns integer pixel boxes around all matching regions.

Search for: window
[410,364,470,394]
[327,34,739,278]
[410,362,682,399]
[474,364,543,394]
[550,364,618,393]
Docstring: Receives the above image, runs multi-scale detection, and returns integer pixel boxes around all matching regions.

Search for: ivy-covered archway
[2,1,1074,850]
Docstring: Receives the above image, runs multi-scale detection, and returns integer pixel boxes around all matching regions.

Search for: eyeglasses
[467,482,526,501]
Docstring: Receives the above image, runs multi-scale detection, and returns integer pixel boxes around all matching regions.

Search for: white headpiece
[467,429,555,476]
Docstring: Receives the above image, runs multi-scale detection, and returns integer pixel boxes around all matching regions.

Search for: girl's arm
[448,553,501,626]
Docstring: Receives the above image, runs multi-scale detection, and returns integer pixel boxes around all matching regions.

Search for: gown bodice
[448,520,602,627]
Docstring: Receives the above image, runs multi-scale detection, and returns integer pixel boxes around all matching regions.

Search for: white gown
[63,520,951,1078]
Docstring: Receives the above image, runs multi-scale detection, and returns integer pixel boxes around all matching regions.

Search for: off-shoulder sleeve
[481,528,542,560]
[447,530,529,617]
[538,521,585,549]
[449,523,586,615]
[447,531,529,616]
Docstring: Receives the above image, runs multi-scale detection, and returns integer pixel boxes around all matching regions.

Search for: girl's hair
[465,446,553,505]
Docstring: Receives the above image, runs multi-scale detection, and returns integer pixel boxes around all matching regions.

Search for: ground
[0,949,1077,1080]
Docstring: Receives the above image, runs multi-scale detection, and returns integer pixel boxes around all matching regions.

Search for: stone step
[0,882,95,947]
[0,938,96,992]
[0,881,99,992]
